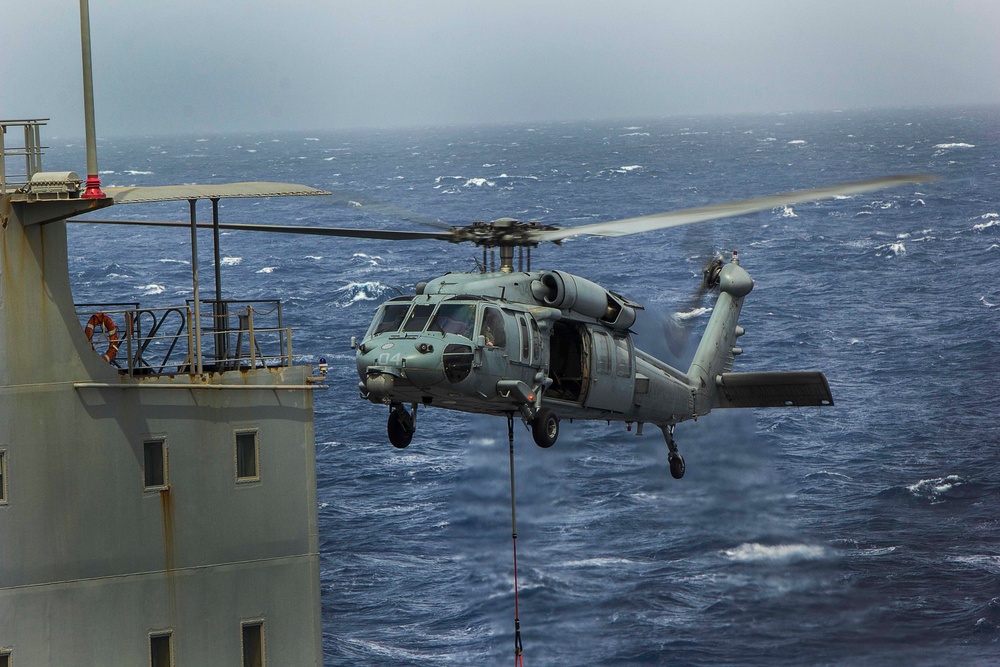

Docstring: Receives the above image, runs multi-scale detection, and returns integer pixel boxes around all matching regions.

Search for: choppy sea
[60,107,1000,665]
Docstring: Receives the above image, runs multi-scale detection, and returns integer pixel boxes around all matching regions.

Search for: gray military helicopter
[82,175,927,479]
[339,175,927,478]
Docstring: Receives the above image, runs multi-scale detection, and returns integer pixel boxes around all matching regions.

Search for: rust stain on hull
[160,487,177,625]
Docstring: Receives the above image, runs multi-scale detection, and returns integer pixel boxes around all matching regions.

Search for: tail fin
[686,258,754,416]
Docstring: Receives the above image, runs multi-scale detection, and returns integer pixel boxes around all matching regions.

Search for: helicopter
[79,175,929,479]
[341,175,930,479]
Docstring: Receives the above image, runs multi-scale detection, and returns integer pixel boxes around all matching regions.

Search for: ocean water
[60,107,1000,665]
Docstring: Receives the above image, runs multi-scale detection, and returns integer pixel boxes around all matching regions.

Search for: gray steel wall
[0,198,323,664]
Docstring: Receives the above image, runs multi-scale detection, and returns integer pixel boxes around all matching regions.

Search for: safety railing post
[248,308,256,368]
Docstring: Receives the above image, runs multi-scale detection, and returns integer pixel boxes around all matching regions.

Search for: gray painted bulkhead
[0,197,323,664]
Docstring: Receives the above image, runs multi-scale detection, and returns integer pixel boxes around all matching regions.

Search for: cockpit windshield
[371,303,409,336]
[403,304,435,332]
[369,300,480,339]
[428,303,476,339]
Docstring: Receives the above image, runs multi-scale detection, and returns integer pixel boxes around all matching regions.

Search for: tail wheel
[387,408,413,449]
[531,407,559,448]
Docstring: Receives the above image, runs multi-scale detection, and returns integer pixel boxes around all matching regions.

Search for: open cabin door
[584,327,634,412]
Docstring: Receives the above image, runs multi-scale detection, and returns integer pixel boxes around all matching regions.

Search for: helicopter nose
[358,339,447,391]
[404,342,448,387]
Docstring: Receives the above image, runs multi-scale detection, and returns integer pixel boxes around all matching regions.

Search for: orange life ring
[85,312,120,363]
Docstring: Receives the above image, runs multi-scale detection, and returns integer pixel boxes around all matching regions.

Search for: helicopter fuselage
[356,263,746,424]
[354,255,832,475]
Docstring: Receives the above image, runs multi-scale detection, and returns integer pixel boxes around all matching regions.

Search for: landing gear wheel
[668,452,686,480]
[531,407,559,448]
[387,408,413,449]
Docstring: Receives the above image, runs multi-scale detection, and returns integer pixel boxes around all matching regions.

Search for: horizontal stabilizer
[715,371,834,408]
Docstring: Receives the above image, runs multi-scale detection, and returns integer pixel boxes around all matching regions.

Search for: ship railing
[0,119,47,195]
[75,299,293,376]
[195,299,292,372]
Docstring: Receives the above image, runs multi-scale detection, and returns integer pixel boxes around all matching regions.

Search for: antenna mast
[79,0,105,199]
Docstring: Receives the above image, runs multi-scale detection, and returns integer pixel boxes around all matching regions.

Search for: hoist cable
[507,414,525,666]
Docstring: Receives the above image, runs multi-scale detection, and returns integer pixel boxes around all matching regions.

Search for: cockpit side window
[428,303,476,339]
[480,307,507,348]
[371,304,409,336]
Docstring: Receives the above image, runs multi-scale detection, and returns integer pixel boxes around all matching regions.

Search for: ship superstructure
[0,119,326,664]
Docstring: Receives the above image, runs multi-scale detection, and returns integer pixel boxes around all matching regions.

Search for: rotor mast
[460,218,549,273]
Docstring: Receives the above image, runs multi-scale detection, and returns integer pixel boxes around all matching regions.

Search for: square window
[149,632,172,667]
[0,650,10,667]
[236,431,259,481]
[143,439,168,490]
[242,621,265,667]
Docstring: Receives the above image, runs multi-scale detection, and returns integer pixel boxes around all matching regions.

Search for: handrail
[1,119,48,195]
[75,299,294,377]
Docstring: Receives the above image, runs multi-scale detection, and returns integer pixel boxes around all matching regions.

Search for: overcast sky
[2,0,999,137]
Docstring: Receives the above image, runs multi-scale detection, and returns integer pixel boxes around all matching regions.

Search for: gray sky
[3,0,999,136]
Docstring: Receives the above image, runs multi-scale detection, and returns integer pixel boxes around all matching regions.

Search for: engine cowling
[533,270,637,330]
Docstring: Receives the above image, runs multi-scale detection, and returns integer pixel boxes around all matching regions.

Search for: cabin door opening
[548,321,589,403]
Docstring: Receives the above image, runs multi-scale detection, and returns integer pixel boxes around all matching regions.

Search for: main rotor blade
[72,218,453,241]
[530,174,934,243]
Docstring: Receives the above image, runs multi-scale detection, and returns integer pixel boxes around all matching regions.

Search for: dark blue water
[62,108,1000,665]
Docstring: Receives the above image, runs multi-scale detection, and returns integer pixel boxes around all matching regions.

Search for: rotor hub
[449,218,557,248]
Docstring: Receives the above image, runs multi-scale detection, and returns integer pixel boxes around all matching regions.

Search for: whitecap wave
[973,215,1000,232]
[933,142,975,149]
[335,280,392,306]
[138,283,165,295]
[949,555,1000,574]
[906,475,964,502]
[464,177,494,187]
[562,557,635,567]
[353,252,383,266]
[124,170,153,175]
[256,267,276,274]
[875,241,906,258]
[220,256,242,266]
[787,140,807,145]
[723,543,828,563]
